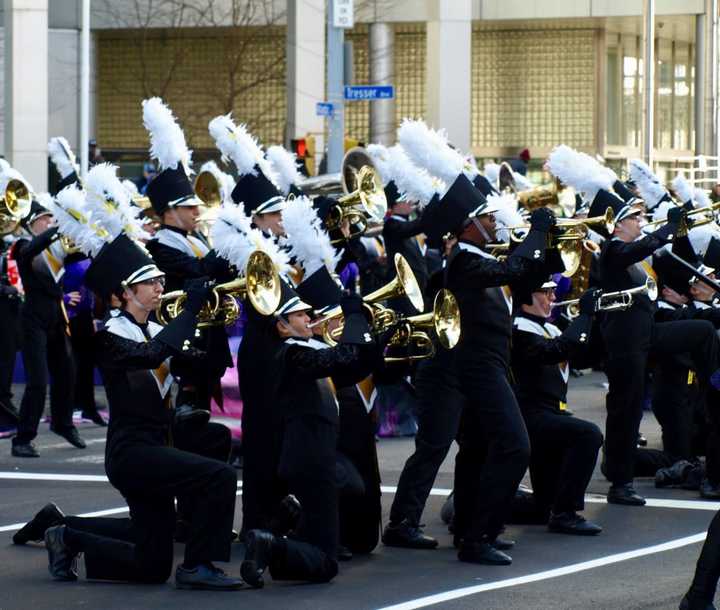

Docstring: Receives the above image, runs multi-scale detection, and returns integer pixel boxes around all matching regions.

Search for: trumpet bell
[0,177,32,235]
[433,289,461,349]
[373,253,424,313]
[245,250,282,316]
[194,170,223,207]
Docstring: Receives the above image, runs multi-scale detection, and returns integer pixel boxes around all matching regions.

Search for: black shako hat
[146,166,200,216]
[473,174,499,197]
[385,180,401,208]
[84,234,164,298]
[275,279,312,318]
[588,189,642,237]
[22,200,53,229]
[295,266,343,314]
[704,237,720,270]
[56,172,80,194]
[231,164,285,218]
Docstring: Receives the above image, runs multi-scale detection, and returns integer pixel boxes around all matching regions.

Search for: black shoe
[269,494,302,536]
[440,491,454,525]
[82,411,107,427]
[174,404,210,427]
[458,540,512,565]
[51,428,86,449]
[337,545,353,561]
[13,502,65,545]
[382,519,438,549]
[700,479,720,500]
[44,526,78,581]
[548,512,602,536]
[240,529,276,589]
[11,442,39,458]
[607,484,646,506]
[637,433,648,447]
[656,460,694,488]
[490,536,516,550]
[175,563,243,590]
[679,594,717,609]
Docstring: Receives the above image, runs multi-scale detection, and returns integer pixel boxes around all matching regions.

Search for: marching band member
[511,279,604,535]
[142,98,234,421]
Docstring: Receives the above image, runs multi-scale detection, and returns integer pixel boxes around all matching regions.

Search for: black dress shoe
[548,512,602,536]
[679,594,717,609]
[13,502,65,545]
[458,540,512,565]
[241,529,276,589]
[82,411,107,427]
[490,536,516,550]
[337,545,353,561]
[382,519,438,549]
[11,442,39,458]
[175,563,243,590]
[700,479,720,500]
[637,433,648,447]
[174,404,210,427]
[656,460,694,488]
[269,494,302,536]
[607,484,646,506]
[44,526,78,581]
[51,428,86,449]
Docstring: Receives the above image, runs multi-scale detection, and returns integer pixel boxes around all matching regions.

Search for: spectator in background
[710,184,720,204]
[508,148,531,176]
[135,162,158,195]
[88,140,106,167]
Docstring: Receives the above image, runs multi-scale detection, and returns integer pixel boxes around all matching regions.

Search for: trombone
[552,277,658,318]
[308,253,424,345]
[383,289,462,362]
[643,201,720,229]
[156,250,281,326]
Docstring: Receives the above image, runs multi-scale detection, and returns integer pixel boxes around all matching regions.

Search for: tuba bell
[0,177,33,235]
[156,250,281,326]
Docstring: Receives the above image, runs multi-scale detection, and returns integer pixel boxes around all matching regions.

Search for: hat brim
[276,295,312,317]
[469,199,503,219]
[170,195,204,208]
[124,264,165,286]
[253,197,286,215]
[616,205,644,223]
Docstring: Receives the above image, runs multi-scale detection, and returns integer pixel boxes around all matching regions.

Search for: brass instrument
[553,277,658,318]
[0,177,33,235]
[156,250,281,326]
[194,169,223,207]
[324,147,388,245]
[644,201,720,229]
[498,161,566,214]
[308,253,424,344]
[383,289,462,362]
[505,207,616,237]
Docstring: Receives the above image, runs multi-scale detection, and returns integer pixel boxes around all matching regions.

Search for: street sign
[343,85,395,101]
[316,102,334,117]
[332,0,354,28]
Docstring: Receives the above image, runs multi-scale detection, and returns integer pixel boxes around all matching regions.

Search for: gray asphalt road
[0,372,716,610]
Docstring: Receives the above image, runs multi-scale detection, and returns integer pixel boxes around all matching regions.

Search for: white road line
[0,472,109,482]
[38,438,106,451]
[0,507,129,533]
[375,532,708,610]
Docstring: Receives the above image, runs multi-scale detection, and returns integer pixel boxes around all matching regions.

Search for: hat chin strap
[472,217,492,242]
[122,282,155,313]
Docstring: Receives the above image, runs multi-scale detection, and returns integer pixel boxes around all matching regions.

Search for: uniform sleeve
[604,234,666,270]
[14,227,59,263]
[512,316,592,366]
[96,331,173,370]
[456,252,535,289]
[146,242,233,282]
[285,343,378,387]
[383,216,425,240]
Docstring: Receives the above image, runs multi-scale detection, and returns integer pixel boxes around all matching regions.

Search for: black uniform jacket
[511,311,592,413]
[14,227,65,328]
[382,214,428,294]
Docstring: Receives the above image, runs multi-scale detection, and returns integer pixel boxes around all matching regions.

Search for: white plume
[265,146,301,196]
[48,137,79,179]
[489,193,524,243]
[689,224,718,258]
[279,195,341,277]
[547,145,612,202]
[200,160,235,203]
[484,163,500,188]
[84,163,149,241]
[365,144,394,185]
[513,172,535,191]
[210,203,290,278]
[629,159,668,209]
[387,145,443,206]
[651,200,675,223]
[122,179,139,197]
[0,168,33,196]
[671,175,695,205]
[51,185,107,257]
[142,97,193,172]
[208,114,275,183]
[398,118,476,186]
[695,187,711,209]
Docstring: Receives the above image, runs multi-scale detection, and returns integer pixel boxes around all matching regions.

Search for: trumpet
[383,289,462,362]
[156,250,281,326]
[325,147,388,245]
[0,176,33,235]
[308,253,424,344]
[504,207,616,237]
[553,277,658,318]
[643,201,720,229]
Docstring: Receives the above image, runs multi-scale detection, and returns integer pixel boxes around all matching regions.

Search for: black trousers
[523,409,603,517]
[685,509,720,607]
[604,318,720,486]
[69,312,99,416]
[15,318,76,445]
[389,354,464,525]
[454,359,530,542]
[272,415,338,583]
[64,444,237,583]
[0,297,20,411]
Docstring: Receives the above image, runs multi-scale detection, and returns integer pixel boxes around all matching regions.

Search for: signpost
[343,85,395,101]
[316,102,335,118]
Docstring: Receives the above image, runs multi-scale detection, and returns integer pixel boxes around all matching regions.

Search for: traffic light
[291,135,316,177]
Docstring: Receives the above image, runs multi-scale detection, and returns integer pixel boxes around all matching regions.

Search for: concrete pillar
[425,0,472,152]
[286,0,325,174]
[369,22,395,145]
[696,12,706,155]
[4,0,48,190]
